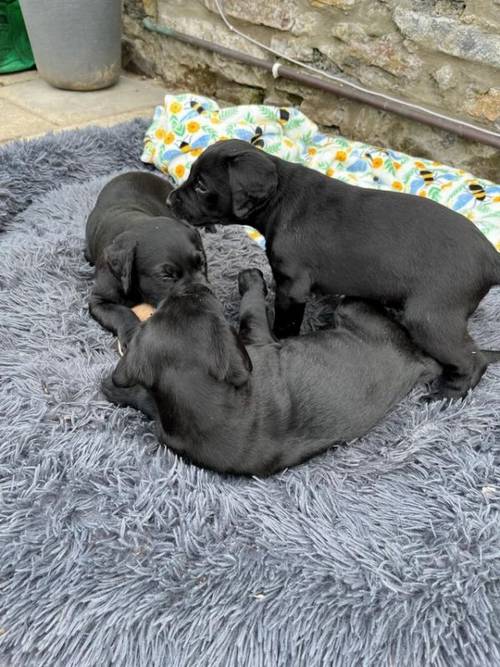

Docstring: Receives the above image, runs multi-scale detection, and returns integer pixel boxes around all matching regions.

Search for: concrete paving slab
[0,75,165,126]
[1,109,154,144]
[0,69,38,86]
[0,98,57,142]
[64,107,153,129]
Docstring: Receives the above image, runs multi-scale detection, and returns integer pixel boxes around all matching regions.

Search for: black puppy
[102,268,462,475]
[86,171,207,347]
[167,139,500,399]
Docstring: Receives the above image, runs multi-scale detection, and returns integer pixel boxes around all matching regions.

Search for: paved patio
[0,70,166,144]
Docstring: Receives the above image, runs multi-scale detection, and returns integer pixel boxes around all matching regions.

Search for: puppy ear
[209,326,252,388]
[228,150,278,220]
[104,233,137,295]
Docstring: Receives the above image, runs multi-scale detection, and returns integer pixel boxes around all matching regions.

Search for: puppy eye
[162,269,178,281]
[195,179,208,195]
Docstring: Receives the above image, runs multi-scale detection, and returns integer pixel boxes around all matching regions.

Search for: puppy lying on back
[101,268,497,476]
[85,171,207,347]
[167,139,500,400]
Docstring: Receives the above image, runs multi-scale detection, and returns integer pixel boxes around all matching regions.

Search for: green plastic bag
[0,0,34,74]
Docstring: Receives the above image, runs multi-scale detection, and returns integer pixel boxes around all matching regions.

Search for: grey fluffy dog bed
[1,121,499,667]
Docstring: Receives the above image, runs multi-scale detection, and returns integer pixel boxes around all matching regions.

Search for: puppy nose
[194,271,209,286]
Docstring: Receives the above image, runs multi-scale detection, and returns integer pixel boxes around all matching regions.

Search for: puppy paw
[238,268,267,296]
[419,389,462,408]
[101,374,136,407]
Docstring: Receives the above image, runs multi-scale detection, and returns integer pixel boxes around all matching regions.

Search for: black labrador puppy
[167,139,500,399]
[101,268,460,476]
[85,171,207,347]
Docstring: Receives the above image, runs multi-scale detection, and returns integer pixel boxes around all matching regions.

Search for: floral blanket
[142,93,500,251]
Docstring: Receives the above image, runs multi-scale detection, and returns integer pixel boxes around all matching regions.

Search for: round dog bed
[1,121,499,666]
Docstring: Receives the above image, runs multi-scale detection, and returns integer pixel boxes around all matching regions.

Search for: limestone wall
[123,0,500,180]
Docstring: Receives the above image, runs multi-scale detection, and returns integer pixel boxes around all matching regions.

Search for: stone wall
[123,0,500,180]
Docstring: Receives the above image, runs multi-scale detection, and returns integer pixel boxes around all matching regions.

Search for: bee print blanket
[142,93,500,251]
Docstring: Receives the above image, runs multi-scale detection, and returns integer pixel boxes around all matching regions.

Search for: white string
[213,0,500,139]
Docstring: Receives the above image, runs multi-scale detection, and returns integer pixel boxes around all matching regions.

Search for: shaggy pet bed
[1,121,500,667]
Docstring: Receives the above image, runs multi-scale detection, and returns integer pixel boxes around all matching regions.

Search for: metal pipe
[143,18,500,150]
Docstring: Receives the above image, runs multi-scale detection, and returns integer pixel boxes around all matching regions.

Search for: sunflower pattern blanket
[142,94,500,251]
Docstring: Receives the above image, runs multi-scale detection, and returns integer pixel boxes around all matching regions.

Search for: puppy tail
[480,349,500,365]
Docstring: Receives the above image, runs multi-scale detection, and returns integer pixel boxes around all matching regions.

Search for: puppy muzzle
[193,271,210,287]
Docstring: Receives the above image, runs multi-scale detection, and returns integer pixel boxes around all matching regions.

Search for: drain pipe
[143,18,500,150]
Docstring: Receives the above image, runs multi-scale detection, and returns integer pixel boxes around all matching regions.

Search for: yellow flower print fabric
[142,93,500,251]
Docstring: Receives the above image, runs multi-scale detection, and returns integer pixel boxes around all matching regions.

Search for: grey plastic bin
[19,0,121,91]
